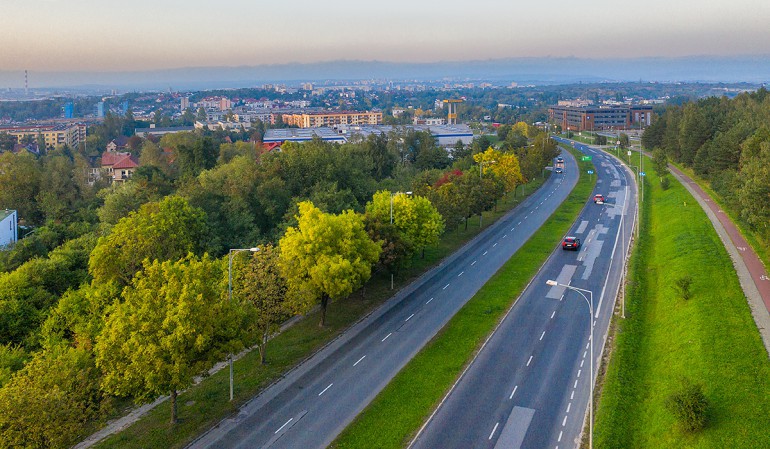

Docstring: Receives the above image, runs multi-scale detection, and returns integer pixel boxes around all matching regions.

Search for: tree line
[642,87,770,240]
[0,123,556,446]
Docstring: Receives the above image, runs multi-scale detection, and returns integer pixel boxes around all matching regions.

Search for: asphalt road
[410,138,637,449]
[189,150,579,449]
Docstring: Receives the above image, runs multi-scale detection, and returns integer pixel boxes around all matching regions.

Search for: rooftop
[0,210,16,222]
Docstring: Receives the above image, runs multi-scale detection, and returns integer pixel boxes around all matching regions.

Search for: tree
[619,133,630,149]
[96,254,241,424]
[0,152,42,224]
[278,201,381,326]
[235,244,286,364]
[89,196,207,286]
[366,190,444,258]
[652,147,670,177]
[0,346,107,448]
[473,147,524,194]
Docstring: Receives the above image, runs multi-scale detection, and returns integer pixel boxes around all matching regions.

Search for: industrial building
[548,104,653,131]
[263,124,473,147]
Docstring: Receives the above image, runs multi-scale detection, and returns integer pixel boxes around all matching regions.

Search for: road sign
[587,170,594,174]
[627,151,632,156]
[581,156,592,161]
[640,172,646,176]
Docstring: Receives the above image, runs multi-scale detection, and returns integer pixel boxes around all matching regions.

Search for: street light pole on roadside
[546,280,594,449]
[228,246,260,401]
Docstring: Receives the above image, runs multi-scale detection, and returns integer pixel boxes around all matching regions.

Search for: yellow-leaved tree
[279,201,381,327]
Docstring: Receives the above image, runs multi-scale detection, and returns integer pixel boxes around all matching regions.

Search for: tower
[443,99,463,125]
[24,70,28,96]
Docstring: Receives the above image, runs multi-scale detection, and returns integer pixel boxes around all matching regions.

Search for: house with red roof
[100,151,140,183]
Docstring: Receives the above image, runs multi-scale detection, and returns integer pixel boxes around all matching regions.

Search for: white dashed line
[518,222,522,225]
[275,418,293,434]
[566,403,571,413]
[577,369,582,378]
[318,383,333,396]
[471,260,477,266]
[580,359,584,368]
[483,251,488,256]
[426,297,433,305]
[527,356,533,366]
[458,271,464,277]
[405,313,415,322]
[443,283,450,290]
[540,331,546,341]
[503,234,507,238]
[574,379,579,389]
[562,415,568,426]
[511,227,515,231]
[353,355,366,366]
[558,431,563,442]
[382,333,392,342]
[583,350,587,358]
[509,385,518,399]
[489,422,499,440]
[551,310,556,319]
[570,390,575,400]
[493,242,498,247]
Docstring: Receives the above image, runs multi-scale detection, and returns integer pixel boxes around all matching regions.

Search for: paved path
[667,164,770,356]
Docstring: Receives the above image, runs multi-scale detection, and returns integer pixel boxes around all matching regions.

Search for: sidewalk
[666,164,770,357]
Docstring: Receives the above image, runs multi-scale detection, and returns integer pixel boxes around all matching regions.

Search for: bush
[666,381,709,432]
[674,275,694,300]
[660,176,670,190]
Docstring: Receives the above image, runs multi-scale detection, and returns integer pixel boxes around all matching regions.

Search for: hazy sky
[2,0,769,71]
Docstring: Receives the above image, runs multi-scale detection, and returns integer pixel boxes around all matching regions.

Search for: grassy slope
[595,154,770,447]
[331,148,594,448]
[91,179,549,449]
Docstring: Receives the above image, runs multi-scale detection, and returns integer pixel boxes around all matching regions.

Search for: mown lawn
[91,179,548,449]
[330,148,594,448]
[594,153,770,448]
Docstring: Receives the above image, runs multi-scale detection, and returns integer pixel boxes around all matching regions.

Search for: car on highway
[593,194,605,204]
[554,167,563,174]
[561,236,581,251]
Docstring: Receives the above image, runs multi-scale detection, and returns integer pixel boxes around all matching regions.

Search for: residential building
[180,97,190,112]
[100,151,139,183]
[0,210,18,248]
[281,111,382,128]
[1,123,86,149]
[106,136,130,152]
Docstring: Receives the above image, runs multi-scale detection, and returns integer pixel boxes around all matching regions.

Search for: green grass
[330,147,595,448]
[594,153,770,448]
[90,178,549,449]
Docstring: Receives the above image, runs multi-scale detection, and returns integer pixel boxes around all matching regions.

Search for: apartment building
[1,123,87,149]
[281,111,382,128]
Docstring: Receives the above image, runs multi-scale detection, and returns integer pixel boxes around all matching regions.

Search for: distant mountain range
[1,56,769,91]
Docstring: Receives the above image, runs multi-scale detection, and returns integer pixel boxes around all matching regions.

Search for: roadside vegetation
[330,146,594,449]
[594,152,770,448]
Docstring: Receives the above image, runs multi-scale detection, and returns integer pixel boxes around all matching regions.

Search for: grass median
[594,153,770,448]
[89,178,550,449]
[330,147,594,449]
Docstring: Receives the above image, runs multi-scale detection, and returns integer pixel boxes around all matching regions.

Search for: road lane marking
[458,271,464,277]
[551,311,556,319]
[493,242,498,247]
[509,385,518,399]
[471,260,477,266]
[562,415,568,426]
[275,417,293,434]
[443,283,450,290]
[353,355,366,366]
[426,297,434,304]
[540,331,546,341]
[583,350,587,358]
[511,227,515,231]
[580,359,584,368]
[483,251,488,256]
[574,379,579,388]
[503,234,507,238]
[527,355,533,366]
[318,383,333,396]
[558,431,563,442]
[518,222,522,225]
[405,313,415,322]
[489,422,499,440]
[577,369,581,378]
[382,333,392,342]
[566,403,571,413]
[570,391,575,400]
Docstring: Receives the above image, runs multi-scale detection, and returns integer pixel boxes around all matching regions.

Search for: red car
[593,194,605,204]
[562,236,581,251]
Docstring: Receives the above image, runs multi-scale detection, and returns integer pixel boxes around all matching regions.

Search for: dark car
[562,236,581,251]
[554,167,563,174]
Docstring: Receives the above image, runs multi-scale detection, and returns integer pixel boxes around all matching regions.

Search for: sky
[1,0,769,72]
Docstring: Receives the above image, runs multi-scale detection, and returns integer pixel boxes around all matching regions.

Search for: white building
[0,210,18,248]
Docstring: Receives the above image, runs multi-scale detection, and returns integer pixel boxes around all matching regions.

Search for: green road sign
[587,170,594,174]
[581,156,592,161]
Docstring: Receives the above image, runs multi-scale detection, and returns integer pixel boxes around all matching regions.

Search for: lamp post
[389,191,412,289]
[228,247,260,401]
[479,160,497,227]
[546,280,594,449]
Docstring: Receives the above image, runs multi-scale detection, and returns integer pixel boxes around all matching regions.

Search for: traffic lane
[193,158,580,449]
[411,157,628,449]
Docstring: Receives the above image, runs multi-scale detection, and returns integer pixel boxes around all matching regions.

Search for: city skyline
[2,0,769,72]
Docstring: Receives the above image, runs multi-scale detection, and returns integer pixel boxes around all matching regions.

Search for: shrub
[666,381,709,432]
[674,275,694,300]
[660,176,670,190]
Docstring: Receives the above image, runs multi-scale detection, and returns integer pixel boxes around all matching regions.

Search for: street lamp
[228,247,260,401]
[545,280,594,449]
[389,192,412,290]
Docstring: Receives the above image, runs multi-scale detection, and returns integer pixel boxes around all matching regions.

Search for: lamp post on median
[546,280,594,449]
[228,246,260,401]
